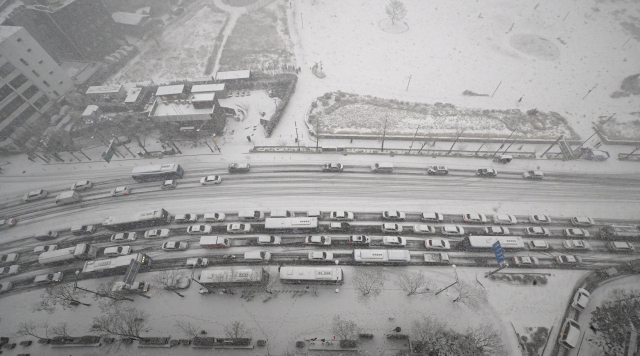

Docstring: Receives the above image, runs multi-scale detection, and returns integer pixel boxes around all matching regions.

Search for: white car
[308,251,333,261]
[382,236,406,246]
[174,214,198,223]
[527,240,550,250]
[71,180,92,191]
[414,225,436,234]
[34,272,63,285]
[0,253,19,263]
[564,228,590,238]
[227,223,251,233]
[305,235,331,245]
[34,245,57,253]
[161,180,177,190]
[110,232,137,242]
[187,224,213,235]
[348,235,371,245]
[525,227,550,236]
[441,225,464,236]
[571,217,594,227]
[0,265,20,276]
[111,186,131,197]
[382,211,406,221]
[425,239,451,250]
[529,214,551,224]
[0,282,13,293]
[330,211,354,221]
[162,241,189,251]
[493,214,517,225]
[485,226,510,235]
[381,223,403,233]
[571,288,591,311]
[24,189,48,202]
[563,240,590,250]
[512,256,539,267]
[104,246,132,257]
[144,229,170,239]
[257,235,282,245]
[421,212,444,222]
[204,212,226,222]
[200,175,222,185]
[556,254,582,266]
[463,213,487,223]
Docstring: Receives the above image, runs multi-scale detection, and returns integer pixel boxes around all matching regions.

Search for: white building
[0,26,74,153]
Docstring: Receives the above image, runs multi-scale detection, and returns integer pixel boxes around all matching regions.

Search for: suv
[493,214,517,225]
[523,170,544,180]
[162,241,189,251]
[512,256,539,267]
[529,214,551,224]
[476,168,497,177]
[571,216,594,227]
[607,241,635,252]
[527,240,549,250]
[305,236,331,246]
[563,240,590,250]
[425,239,451,250]
[228,163,250,173]
[556,254,582,266]
[382,223,402,233]
[257,235,282,245]
[330,211,354,221]
[349,235,370,245]
[0,253,19,263]
[161,180,177,189]
[187,224,213,235]
[421,212,444,222]
[427,166,449,175]
[414,225,436,234]
[175,214,198,223]
[571,289,590,311]
[227,223,251,233]
[329,222,350,231]
[382,211,405,220]
[383,236,406,246]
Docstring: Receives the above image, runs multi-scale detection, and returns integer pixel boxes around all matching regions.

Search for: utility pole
[577,113,615,148]
[294,122,300,151]
[447,130,464,155]
[493,129,516,157]
[408,126,420,154]
[380,118,388,152]
[74,271,133,302]
[406,75,412,91]
[435,265,459,295]
[475,138,489,156]
[113,136,136,158]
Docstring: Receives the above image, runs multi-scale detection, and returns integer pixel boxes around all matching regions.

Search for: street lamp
[435,264,459,296]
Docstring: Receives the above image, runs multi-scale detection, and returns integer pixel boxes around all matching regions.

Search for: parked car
[71,180,92,191]
[0,282,12,293]
[525,227,550,236]
[571,288,591,311]
[204,213,226,222]
[305,236,331,246]
[228,163,250,173]
[162,241,189,251]
[427,166,449,175]
[606,241,635,252]
[34,272,63,285]
[527,240,550,250]
[382,211,406,221]
[329,222,349,231]
[0,253,19,263]
[476,168,497,177]
[523,170,544,180]
[111,186,131,196]
[110,232,137,242]
[187,224,213,235]
[414,225,436,234]
[485,226,510,235]
[308,251,333,261]
[512,256,539,267]
[441,225,464,236]
[175,214,198,223]
[556,254,582,266]
[421,212,444,222]
[348,235,370,245]
[493,214,517,225]
[383,236,406,246]
[571,216,594,227]
[104,246,132,257]
[563,240,591,250]
[24,189,48,202]
[330,211,354,221]
[564,228,590,238]
[33,245,57,253]
[227,223,251,233]
[322,163,343,172]
[257,235,282,245]
[144,229,170,239]
[381,223,403,233]
[425,239,451,250]
[0,265,20,276]
[463,213,487,223]
[161,180,177,189]
[529,214,551,224]
[200,175,222,185]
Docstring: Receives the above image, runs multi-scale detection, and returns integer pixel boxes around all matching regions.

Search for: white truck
[55,191,82,205]
[186,257,209,267]
[199,236,230,249]
[423,252,450,264]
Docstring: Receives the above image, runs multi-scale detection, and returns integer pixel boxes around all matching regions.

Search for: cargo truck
[423,252,450,264]
[38,243,98,264]
[55,191,82,205]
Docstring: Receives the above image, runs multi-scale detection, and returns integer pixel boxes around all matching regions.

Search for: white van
[238,210,265,221]
[270,210,295,218]
[371,162,393,173]
[203,213,226,222]
[104,246,132,257]
[244,251,271,262]
[558,318,581,349]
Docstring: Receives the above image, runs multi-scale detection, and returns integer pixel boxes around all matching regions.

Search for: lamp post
[435,265,459,295]
[74,270,133,301]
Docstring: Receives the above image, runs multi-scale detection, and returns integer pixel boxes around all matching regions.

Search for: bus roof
[131,163,178,174]
[104,209,166,226]
[264,217,318,229]
[468,236,524,248]
[82,254,141,273]
[199,268,263,284]
[279,266,342,281]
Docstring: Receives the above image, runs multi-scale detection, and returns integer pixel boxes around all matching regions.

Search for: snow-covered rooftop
[85,85,123,95]
[191,84,226,93]
[112,12,149,26]
[156,85,185,96]
[215,70,251,81]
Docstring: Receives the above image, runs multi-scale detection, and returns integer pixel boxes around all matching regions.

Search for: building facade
[0,25,73,152]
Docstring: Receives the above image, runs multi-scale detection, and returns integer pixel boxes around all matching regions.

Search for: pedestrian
[350,138,353,143]
[247,135,251,142]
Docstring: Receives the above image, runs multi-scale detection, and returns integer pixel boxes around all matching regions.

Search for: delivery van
[199,236,231,249]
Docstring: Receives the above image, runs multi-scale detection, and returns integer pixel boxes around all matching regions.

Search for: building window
[0,96,25,120]
[53,90,60,96]
[0,62,16,78]
[22,85,39,100]
[33,95,49,109]
[27,48,32,52]
[32,70,40,77]
[19,58,28,66]
[42,80,50,87]
[9,74,28,89]
[0,85,13,102]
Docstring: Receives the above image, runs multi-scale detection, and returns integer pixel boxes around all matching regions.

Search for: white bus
[279,266,343,284]
[353,249,411,264]
[198,267,267,287]
[82,253,151,276]
[38,243,98,265]
[131,163,184,182]
[460,236,525,250]
[264,217,318,233]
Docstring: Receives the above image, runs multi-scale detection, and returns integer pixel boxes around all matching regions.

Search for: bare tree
[332,315,358,341]
[223,321,249,340]
[16,321,51,341]
[411,315,447,346]
[175,320,200,338]
[395,271,434,296]
[385,0,407,25]
[152,269,187,297]
[453,281,488,309]
[50,322,76,338]
[36,283,90,313]
[91,306,149,340]
[468,325,506,355]
[352,269,387,298]
[590,289,640,356]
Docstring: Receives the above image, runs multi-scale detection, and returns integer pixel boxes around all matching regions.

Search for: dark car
[229,163,250,173]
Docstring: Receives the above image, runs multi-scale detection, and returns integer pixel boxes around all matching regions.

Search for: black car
[476,168,497,177]
[228,163,250,173]
[322,163,343,172]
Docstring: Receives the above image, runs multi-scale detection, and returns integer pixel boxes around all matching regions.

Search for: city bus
[353,249,411,264]
[38,243,98,265]
[81,253,151,276]
[264,217,318,233]
[103,208,171,231]
[459,236,525,251]
[279,266,343,284]
[131,163,184,182]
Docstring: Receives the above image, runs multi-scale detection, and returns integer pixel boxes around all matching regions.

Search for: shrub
[358,333,374,339]
[335,96,341,102]
[311,101,318,108]
[322,99,329,106]
[324,92,332,99]
[296,341,305,348]
[340,339,357,348]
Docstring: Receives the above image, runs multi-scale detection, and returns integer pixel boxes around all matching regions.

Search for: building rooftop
[60,60,102,85]
[215,70,251,81]
[150,98,215,122]
[191,93,215,102]
[0,25,20,42]
[86,85,123,95]
[82,105,100,116]
[112,12,149,26]
[124,87,143,103]
[191,84,226,93]
[156,85,185,96]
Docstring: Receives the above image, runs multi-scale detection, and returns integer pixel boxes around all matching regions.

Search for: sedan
[161,180,177,189]
[71,180,92,191]
[476,168,497,177]
[228,163,250,173]
[441,225,464,236]
[525,227,550,236]
[0,253,19,263]
[527,240,550,250]
[421,212,444,222]
[382,211,406,221]
[512,256,539,267]
[174,214,198,223]
[144,229,170,239]
[529,214,551,224]
[563,240,591,250]
[205,213,226,222]
[257,235,282,245]
[381,223,403,233]
[329,222,349,231]
[200,175,222,185]
[564,228,590,238]
[0,282,13,294]
[427,166,449,175]
[305,236,331,246]
[227,223,251,233]
[414,225,436,234]
[24,189,48,202]
[571,216,594,227]
[425,239,451,250]
[308,251,333,261]
[493,214,517,225]
[571,288,591,311]
[556,254,582,266]
[110,232,137,242]
[162,241,189,251]
[463,213,487,223]
[34,245,57,253]
[0,265,20,276]
[322,163,343,172]
[383,236,406,246]
[330,211,354,221]
[111,186,131,197]
[187,224,213,235]
[349,235,370,245]
[607,241,635,252]
[484,226,510,235]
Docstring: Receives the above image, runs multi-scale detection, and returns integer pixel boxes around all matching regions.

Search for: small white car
[204,212,226,222]
[71,180,93,191]
[493,214,517,225]
[425,239,451,250]
[0,282,12,293]
[571,217,594,227]
[485,226,510,235]
[162,241,189,251]
[382,236,406,246]
[308,251,333,261]
[523,170,544,180]
[174,214,198,223]
[382,211,406,221]
[441,225,464,236]
[0,253,19,263]
[227,223,251,233]
[200,175,222,185]
[381,223,403,233]
[527,240,550,250]
[512,256,539,267]
[34,272,63,285]
[463,213,487,223]
[144,229,170,239]
[529,214,551,224]
[525,227,550,236]
[427,166,449,175]
[111,186,131,196]
[0,265,20,276]
[257,235,282,245]
[161,180,177,189]
[421,212,444,222]
[564,229,590,238]
[414,225,436,234]
[34,245,57,253]
[110,232,137,242]
[322,163,343,172]
[104,246,132,257]
[305,235,331,245]
[348,235,370,245]
[571,288,591,311]
[556,254,582,266]
[563,240,590,250]
[330,211,354,221]
[24,189,48,202]
[187,224,213,235]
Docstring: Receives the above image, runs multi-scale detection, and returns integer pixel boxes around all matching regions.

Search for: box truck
[55,191,82,205]
[199,236,230,249]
